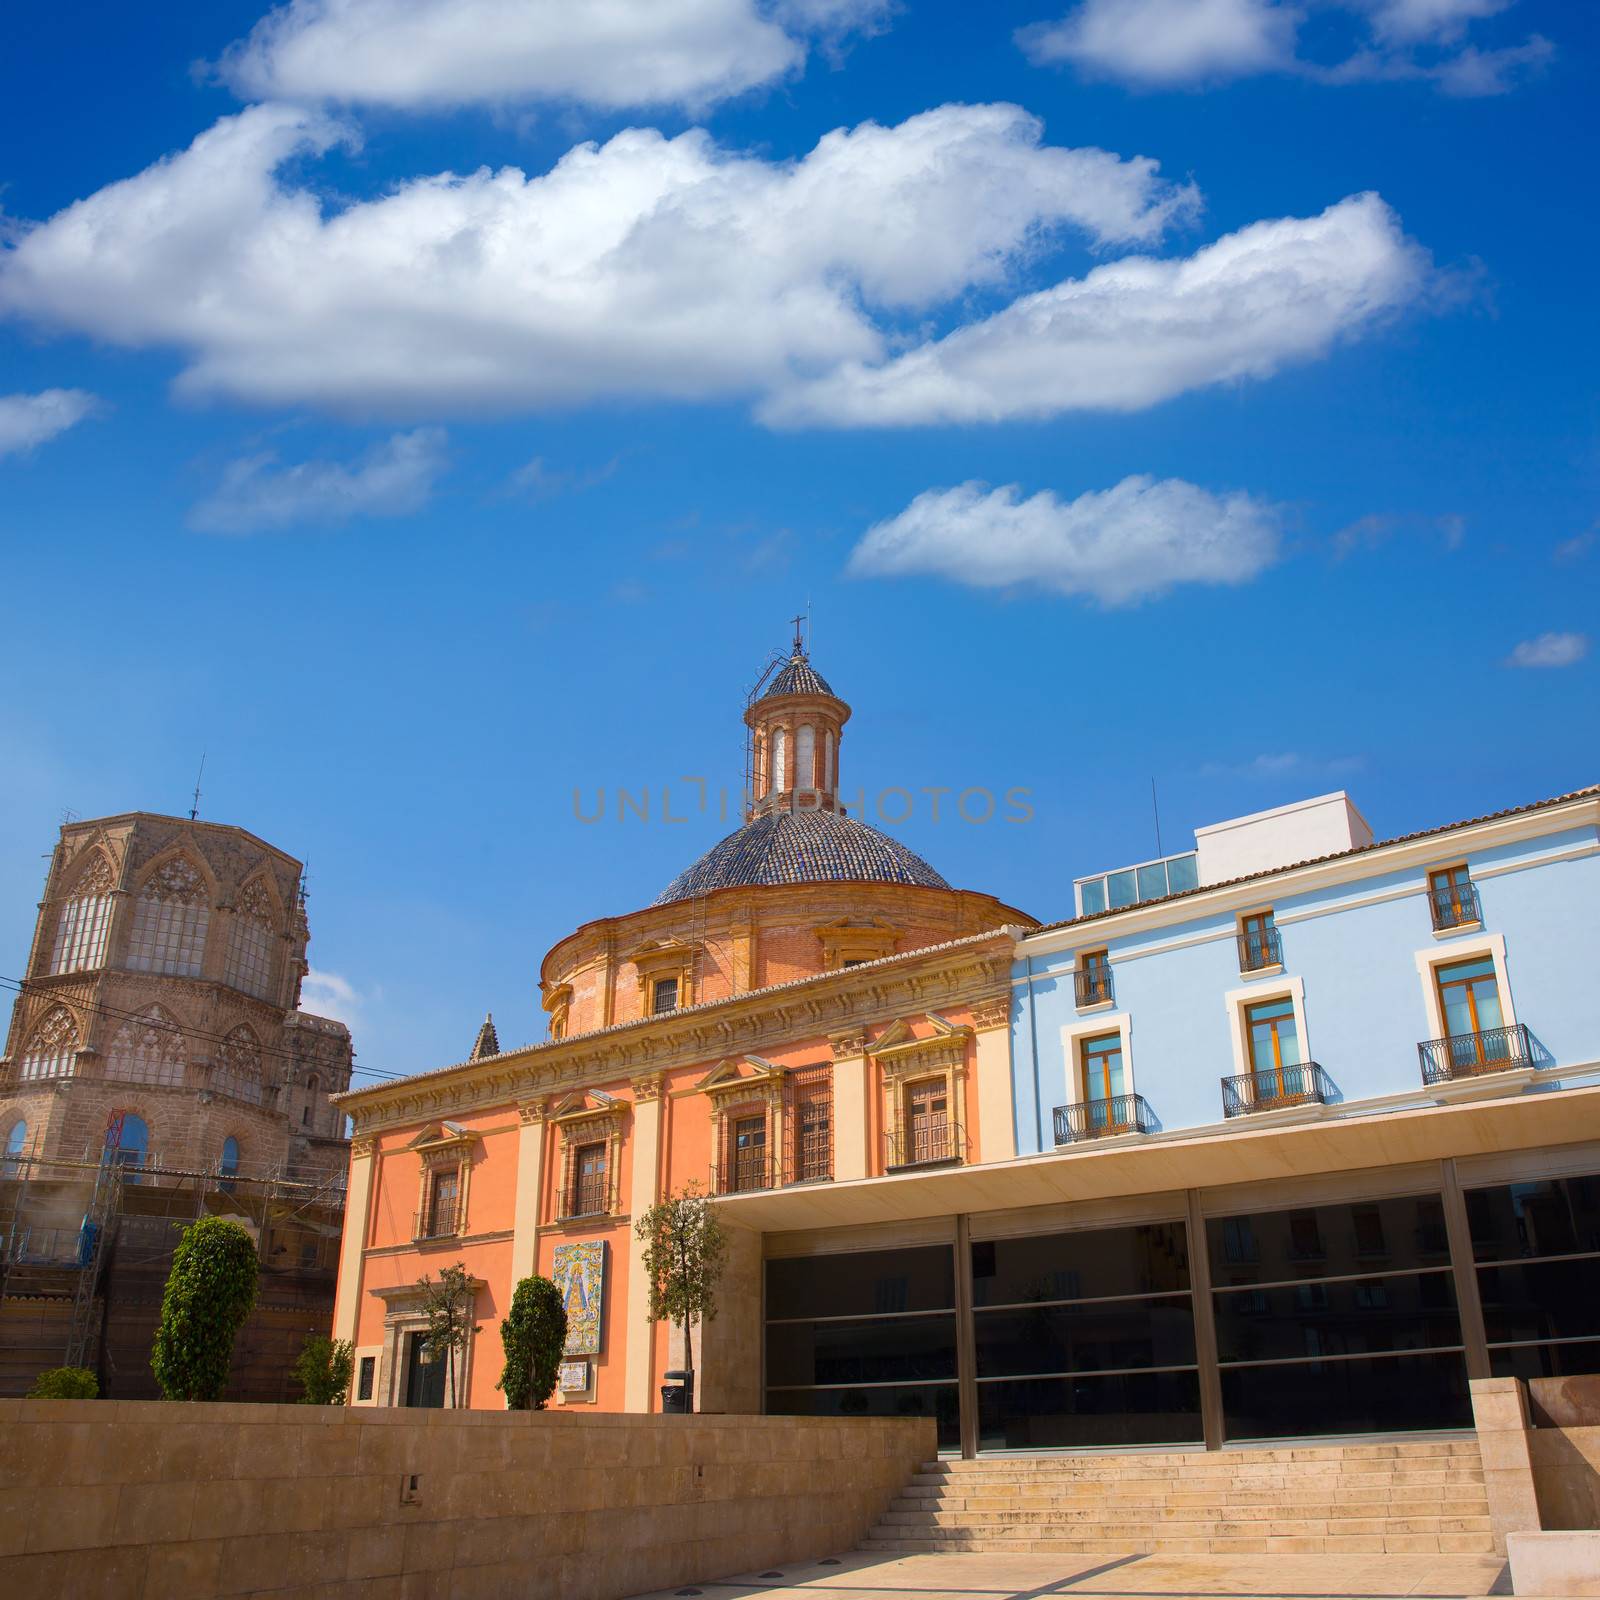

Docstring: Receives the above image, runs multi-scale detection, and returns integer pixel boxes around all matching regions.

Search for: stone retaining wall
[0,1400,934,1599]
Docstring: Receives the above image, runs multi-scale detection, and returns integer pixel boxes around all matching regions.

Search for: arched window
[219,1136,240,1191]
[107,1005,186,1087]
[50,853,114,974]
[795,725,816,792]
[214,1026,263,1105]
[127,856,210,977]
[20,1007,79,1081]
[824,730,836,793]
[104,1112,151,1179]
[304,1073,320,1129]
[772,727,788,791]
[226,878,277,1000]
[2,1120,27,1175]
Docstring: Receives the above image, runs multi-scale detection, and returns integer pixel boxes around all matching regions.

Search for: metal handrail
[1429,881,1481,931]
[1054,1093,1155,1145]
[1418,1022,1532,1084]
[1074,966,1113,1007]
[712,1151,776,1197]
[1236,927,1283,971]
[884,1124,964,1171]
[412,1199,458,1239]
[1221,1061,1332,1117]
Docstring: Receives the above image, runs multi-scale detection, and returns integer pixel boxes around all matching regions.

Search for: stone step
[917,1441,1479,1471]
[906,1468,1486,1491]
[879,1510,1494,1533]
[863,1532,1500,1556]
[893,1484,1489,1508]
[885,1500,1491,1524]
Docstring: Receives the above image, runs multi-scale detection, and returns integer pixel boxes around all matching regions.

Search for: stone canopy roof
[757,650,835,701]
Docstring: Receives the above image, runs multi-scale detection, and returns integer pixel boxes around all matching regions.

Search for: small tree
[293,1333,354,1405]
[151,1216,260,1401]
[417,1261,478,1408]
[634,1182,728,1409]
[496,1275,568,1410]
[28,1366,98,1399]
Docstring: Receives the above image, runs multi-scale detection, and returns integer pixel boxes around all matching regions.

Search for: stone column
[509,1100,547,1283]
[829,1030,870,1180]
[331,1135,376,1352]
[1471,1376,1543,1553]
[624,1075,664,1413]
[969,995,1015,1164]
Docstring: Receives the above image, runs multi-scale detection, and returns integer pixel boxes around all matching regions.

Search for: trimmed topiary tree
[293,1333,354,1405]
[151,1216,260,1401]
[28,1366,98,1399]
[496,1275,568,1410]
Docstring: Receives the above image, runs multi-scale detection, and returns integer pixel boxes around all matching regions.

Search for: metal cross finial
[790,614,806,652]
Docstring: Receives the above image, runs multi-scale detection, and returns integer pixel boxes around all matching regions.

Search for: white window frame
[1413,931,1516,1041]
[1057,1011,1134,1108]
[1223,975,1311,1080]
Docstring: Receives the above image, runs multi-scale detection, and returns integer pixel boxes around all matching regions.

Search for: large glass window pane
[978,1370,1202,1451]
[766,1245,954,1321]
[1137,862,1168,902]
[768,1383,959,1452]
[766,1313,957,1386]
[1166,855,1199,894]
[1479,1258,1600,1345]
[1108,870,1137,909]
[1489,1339,1600,1382]
[1208,1195,1448,1284]
[973,1223,1190,1306]
[1213,1274,1461,1363]
[1468,1175,1600,1261]
[1079,878,1107,916]
[974,1296,1196,1378]
[1222,1352,1471,1441]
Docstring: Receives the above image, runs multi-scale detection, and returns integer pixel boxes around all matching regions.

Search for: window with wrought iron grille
[783,1066,833,1184]
[426,1167,460,1237]
[652,977,679,1014]
[226,879,277,999]
[20,1007,79,1081]
[126,857,210,977]
[49,855,114,974]
[571,1142,608,1217]
[214,1026,264,1104]
[729,1114,769,1192]
[106,1005,186,1087]
[1428,864,1479,929]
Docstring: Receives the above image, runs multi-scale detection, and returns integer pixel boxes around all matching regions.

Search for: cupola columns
[744,639,851,821]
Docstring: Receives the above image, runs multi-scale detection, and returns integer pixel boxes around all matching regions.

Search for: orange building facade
[331,643,1033,1415]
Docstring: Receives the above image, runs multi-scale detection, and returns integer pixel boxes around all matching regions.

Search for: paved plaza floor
[627,1549,1515,1600]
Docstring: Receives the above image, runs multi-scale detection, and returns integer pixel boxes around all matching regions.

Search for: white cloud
[1505,632,1590,670]
[0,388,101,458]
[300,968,368,1030]
[187,427,448,534]
[767,193,1429,427]
[217,0,892,112]
[1019,0,1296,87]
[1358,0,1508,47]
[847,474,1283,606]
[1200,751,1367,779]
[0,103,1197,420]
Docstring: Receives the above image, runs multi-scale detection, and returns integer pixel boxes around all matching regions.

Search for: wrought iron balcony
[413,1200,458,1239]
[1074,966,1114,1007]
[1419,1022,1534,1085]
[1221,1061,1333,1118]
[884,1124,963,1172]
[712,1149,775,1197]
[1429,881,1481,931]
[1237,927,1283,972]
[1054,1093,1155,1145]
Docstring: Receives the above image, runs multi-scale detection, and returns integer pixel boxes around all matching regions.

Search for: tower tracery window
[226,877,278,999]
[107,1005,187,1087]
[20,1006,79,1081]
[214,1025,264,1105]
[796,724,816,792]
[50,853,114,974]
[126,856,211,977]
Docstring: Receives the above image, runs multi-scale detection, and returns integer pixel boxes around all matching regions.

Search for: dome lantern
[744,623,851,822]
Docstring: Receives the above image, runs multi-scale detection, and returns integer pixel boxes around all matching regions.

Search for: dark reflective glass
[767,1383,959,1452]
[1221,1352,1471,1440]
[974,1295,1196,1378]
[1479,1258,1600,1344]
[972,1222,1190,1306]
[1489,1339,1600,1381]
[1467,1174,1600,1261]
[977,1370,1202,1451]
[766,1313,957,1386]
[766,1245,954,1321]
[1213,1274,1462,1363]
[1207,1195,1448,1285]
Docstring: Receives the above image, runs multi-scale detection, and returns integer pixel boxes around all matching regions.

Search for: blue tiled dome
[654,809,949,905]
[759,653,835,700]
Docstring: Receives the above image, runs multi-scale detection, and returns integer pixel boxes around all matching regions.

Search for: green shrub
[27,1366,98,1400]
[150,1216,260,1401]
[293,1333,354,1405]
[496,1275,568,1410]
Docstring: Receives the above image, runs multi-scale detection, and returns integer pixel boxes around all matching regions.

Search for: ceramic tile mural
[553,1239,606,1356]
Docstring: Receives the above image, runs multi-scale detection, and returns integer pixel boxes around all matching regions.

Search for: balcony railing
[884,1124,963,1172]
[1237,927,1283,972]
[712,1150,775,1197]
[1054,1093,1155,1145]
[1419,1022,1533,1085]
[1429,881,1481,931]
[1221,1061,1333,1118]
[1074,967,1113,1007]
[413,1200,458,1239]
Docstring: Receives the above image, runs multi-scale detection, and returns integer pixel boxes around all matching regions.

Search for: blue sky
[2,0,1594,1081]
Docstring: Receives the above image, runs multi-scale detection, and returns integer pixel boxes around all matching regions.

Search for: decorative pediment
[870,1014,971,1078]
[407,1121,481,1166]
[815,918,900,971]
[629,940,699,983]
[696,1056,783,1098]
[549,1088,627,1126]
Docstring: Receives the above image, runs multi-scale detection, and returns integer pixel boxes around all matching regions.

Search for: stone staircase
[865,1438,1496,1556]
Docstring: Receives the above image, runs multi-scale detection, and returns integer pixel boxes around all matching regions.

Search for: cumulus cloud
[300,969,369,1030]
[0,388,101,458]
[768,193,1430,427]
[1019,0,1548,96]
[217,0,892,112]
[1200,751,1367,779]
[187,427,448,534]
[847,474,1283,606]
[0,103,1198,420]
[1504,632,1589,670]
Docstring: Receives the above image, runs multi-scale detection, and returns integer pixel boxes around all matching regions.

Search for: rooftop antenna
[1151,779,1164,859]
[188,752,207,822]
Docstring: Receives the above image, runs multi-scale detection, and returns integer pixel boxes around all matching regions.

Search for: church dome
[654,808,950,906]
[759,654,835,700]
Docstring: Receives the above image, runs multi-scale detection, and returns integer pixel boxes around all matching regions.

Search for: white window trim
[1057,1012,1133,1108]
[1413,931,1516,1040]
[1223,975,1310,1079]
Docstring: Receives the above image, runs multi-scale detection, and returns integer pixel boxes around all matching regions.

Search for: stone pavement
[626,1548,1514,1600]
